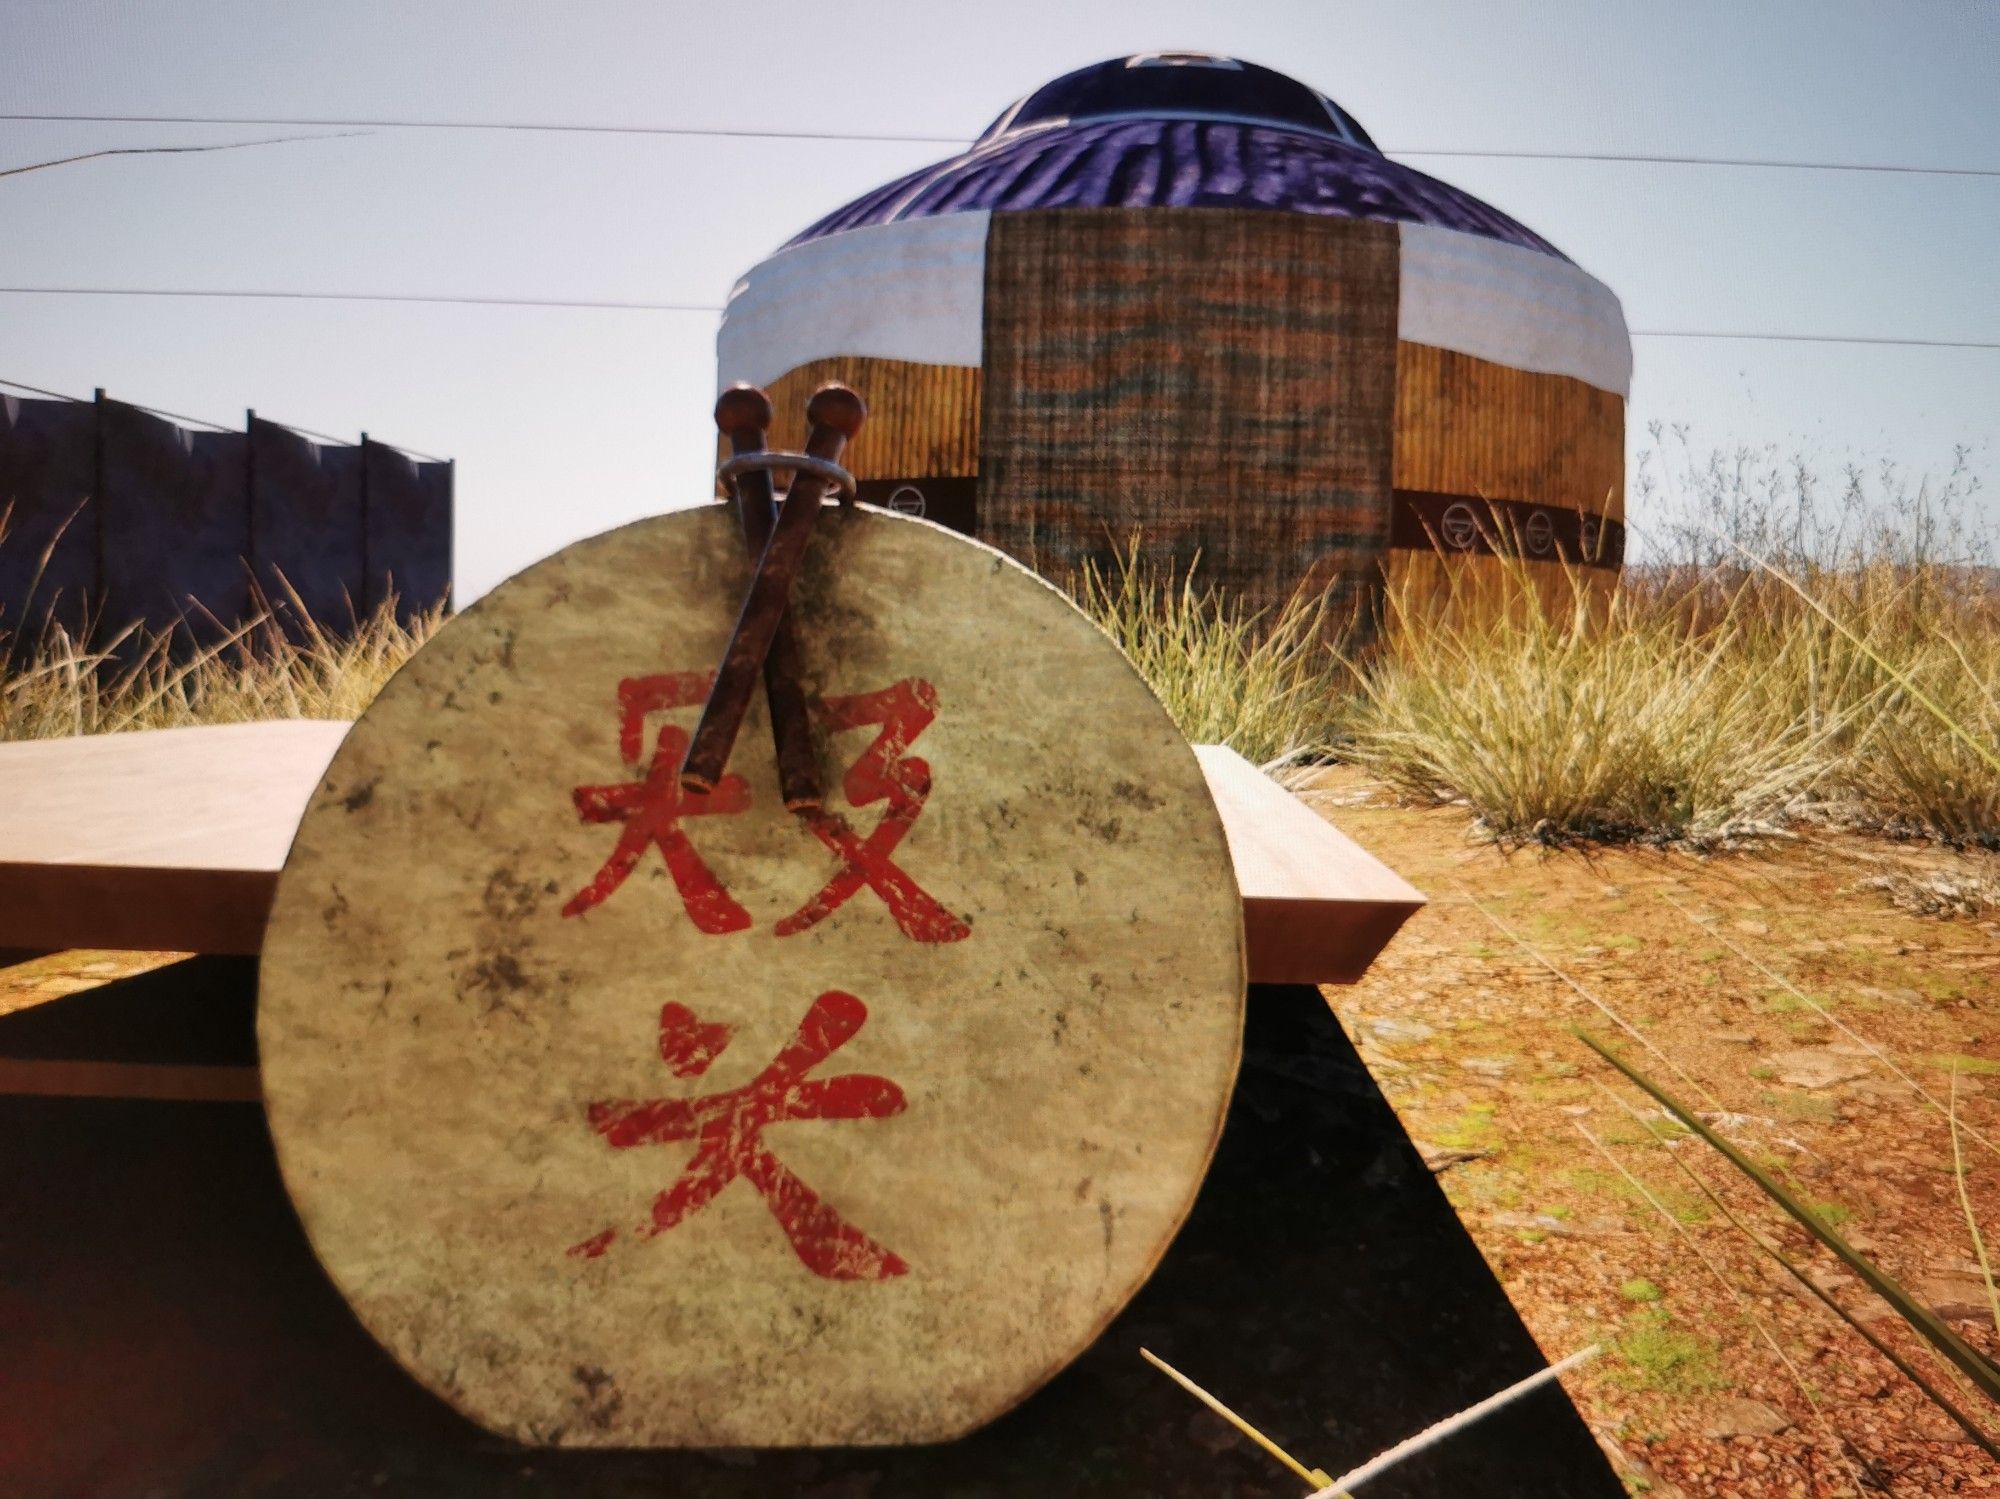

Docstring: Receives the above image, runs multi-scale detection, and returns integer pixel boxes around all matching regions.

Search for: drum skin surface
[258,504,1245,1447]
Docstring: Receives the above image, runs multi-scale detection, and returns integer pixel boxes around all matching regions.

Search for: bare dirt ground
[1311,766,2000,1496]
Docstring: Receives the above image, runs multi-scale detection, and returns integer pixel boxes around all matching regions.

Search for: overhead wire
[2,288,1996,351]
[1627,330,2000,351]
[2,114,1993,366]
[0,112,970,147]
[1391,146,2000,179]
[5,111,1997,178]
[0,129,369,180]
[0,286,724,314]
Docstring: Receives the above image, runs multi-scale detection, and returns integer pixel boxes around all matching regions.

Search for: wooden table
[0,722,1424,983]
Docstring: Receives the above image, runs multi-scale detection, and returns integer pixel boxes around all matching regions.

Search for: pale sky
[3,0,1996,597]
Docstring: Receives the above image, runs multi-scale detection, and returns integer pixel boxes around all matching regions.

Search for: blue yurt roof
[784,52,1564,260]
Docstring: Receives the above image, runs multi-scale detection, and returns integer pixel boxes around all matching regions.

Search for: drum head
[259,504,1245,1446]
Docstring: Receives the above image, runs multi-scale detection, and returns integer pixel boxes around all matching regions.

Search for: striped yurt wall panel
[735,357,983,534]
[979,207,1399,623]
[1392,341,1626,551]
[756,357,982,481]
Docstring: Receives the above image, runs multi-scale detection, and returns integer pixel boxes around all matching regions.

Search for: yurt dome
[719,52,1631,621]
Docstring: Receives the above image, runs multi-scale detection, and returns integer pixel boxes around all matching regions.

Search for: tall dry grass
[1065,441,1998,851]
[5,441,1994,859]
[1338,561,1840,844]
[1,591,439,742]
[0,504,428,740]
[1338,553,2000,848]
[1074,542,1346,775]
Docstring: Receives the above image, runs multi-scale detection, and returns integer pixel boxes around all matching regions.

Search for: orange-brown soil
[1314,766,2000,1495]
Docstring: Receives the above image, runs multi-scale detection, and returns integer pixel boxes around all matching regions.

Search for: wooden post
[245,409,257,628]
[359,430,372,621]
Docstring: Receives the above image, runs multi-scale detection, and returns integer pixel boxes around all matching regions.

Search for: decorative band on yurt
[1391,491,1625,566]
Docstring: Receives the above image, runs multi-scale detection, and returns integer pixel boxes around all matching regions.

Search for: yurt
[718,52,1631,622]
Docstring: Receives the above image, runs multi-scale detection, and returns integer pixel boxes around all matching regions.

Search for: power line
[2,286,1996,350]
[1629,329,2000,350]
[0,285,723,313]
[4,111,1996,178]
[1,129,368,180]
[1393,148,2000,179]
[0,373,233,431]
[0,376,83,402]
[0,112,968,147]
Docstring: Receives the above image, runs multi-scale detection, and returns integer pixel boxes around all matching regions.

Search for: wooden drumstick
[681,383,865,796]
[715,385,822,812]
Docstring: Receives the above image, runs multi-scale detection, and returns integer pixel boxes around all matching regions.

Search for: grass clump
[1,595,439,741]
[1340,554,1998,849]
[1069,504,1999,850]
[1338,440,2000,849]
[1338,557,1845,846]
[1614,1309,1731,1395]
[1074,541,1346,775]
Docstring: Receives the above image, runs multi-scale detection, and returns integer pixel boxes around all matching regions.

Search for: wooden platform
[0,722,1422,985]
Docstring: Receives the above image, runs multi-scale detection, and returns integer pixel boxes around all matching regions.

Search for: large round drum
[259,504,1245,1447]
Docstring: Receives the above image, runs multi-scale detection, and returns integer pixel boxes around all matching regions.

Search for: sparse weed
[1614,1310,1731,1395]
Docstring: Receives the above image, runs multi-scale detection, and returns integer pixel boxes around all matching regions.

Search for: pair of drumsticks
[679,382,867,811]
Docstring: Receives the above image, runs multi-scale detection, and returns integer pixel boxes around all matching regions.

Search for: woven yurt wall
[979,208,1398,621]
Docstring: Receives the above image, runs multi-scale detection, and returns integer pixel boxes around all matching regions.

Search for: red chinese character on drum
[569,990,908,1280]
[561,673,967,943]
[561,672,753,932]
[779,678,970,943]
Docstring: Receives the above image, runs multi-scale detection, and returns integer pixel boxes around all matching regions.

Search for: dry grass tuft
[1069,530,1998,852]
[1073,541,1348,777]
[1338,554,2000,849]
[1338,560,1837,845]
[1,598,439,742]
[7,450,1996,862]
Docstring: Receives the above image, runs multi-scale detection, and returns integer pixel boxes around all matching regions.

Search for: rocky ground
[1311,766,2000,1495]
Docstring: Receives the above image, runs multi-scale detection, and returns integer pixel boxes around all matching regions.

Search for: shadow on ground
[0,963,1617,1496]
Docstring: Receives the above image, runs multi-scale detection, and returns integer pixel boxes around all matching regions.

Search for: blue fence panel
[0,396,98,649]
[101,400,250,648]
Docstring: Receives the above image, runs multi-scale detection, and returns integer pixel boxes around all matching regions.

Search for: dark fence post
[445,458,455,612]
[91,388,106,647]
[359,430,371,623]
[245,408,257,620]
